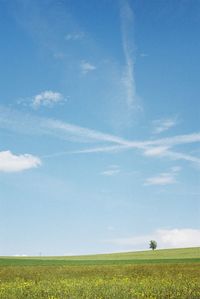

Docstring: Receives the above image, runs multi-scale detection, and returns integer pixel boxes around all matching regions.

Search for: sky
[0,0,200,256]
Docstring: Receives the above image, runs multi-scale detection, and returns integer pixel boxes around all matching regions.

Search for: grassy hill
[61,247,200,260]
[0,247,200,266]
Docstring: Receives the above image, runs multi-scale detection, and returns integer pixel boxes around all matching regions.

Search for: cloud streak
[120,0,139,111]
[0,106,132,145]
[0,106,200,166]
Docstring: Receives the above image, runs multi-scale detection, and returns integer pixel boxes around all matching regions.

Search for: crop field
[0,247,200,299]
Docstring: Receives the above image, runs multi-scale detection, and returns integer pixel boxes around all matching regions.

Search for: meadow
[0,247,199,299]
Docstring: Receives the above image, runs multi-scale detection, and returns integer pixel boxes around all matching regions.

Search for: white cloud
[108,228,200,249]
[101,170,120,176]
[144,167,180,186]
[145,173,176,186]
[0,151,41,172]
[152,118,178,134]
[65,32,84,41]
[32,90,64,109]
[140,53,149,57]
[80,61,96,74]
[144,146,169,157]
[101,165,120,176]
[157,229,200,248]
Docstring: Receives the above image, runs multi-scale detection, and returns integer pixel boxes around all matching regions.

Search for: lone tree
[149,240,157,250]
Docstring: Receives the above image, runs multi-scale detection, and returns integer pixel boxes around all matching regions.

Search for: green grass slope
[0,247,200,266]
[61,247,200,260]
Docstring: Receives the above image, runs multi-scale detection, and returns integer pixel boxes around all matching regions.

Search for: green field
[0,247,200,298]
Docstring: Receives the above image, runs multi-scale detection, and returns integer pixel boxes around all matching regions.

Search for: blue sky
[0,0,200,256]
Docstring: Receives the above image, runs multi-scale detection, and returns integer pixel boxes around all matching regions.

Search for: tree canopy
[149,240,157,250]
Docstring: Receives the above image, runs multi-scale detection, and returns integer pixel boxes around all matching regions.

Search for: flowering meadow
[0,261,200,298]
[0,248,200,298]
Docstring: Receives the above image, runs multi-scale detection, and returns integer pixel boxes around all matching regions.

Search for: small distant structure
[149,240,157,250]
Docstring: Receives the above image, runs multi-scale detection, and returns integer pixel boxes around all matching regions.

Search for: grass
[58,246,200,260]
[0,257,200,267]
[0,247,199,298]
[1,247,199,266]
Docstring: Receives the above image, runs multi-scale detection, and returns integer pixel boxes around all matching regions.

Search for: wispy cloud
[47,119,135,145]
[65,32,85,41]
[140,53,149,57]
[144,167,180,186]
[107,228,200,249]
[152,117,178,134]
[70,137,200,165]
[0,150,41,172]
[120,0,139,111]
[32,90,64,109]
[0,106,200,166]
[145,173,176,186]
[144,146,169,157]
[100,165,120,176]
[80,60,96,74]
[69,142,199,160]
[0,106,137,145]
[53,52,65,60]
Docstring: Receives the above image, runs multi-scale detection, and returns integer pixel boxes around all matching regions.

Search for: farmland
[0,247,200,298]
